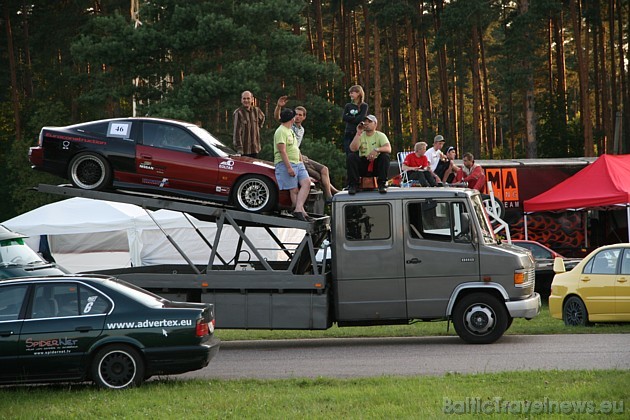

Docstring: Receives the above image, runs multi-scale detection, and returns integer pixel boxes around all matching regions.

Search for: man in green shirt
[274,108,311,221]
[347,115,392,194]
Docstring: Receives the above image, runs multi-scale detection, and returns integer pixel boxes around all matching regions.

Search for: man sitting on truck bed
[346,115,392,194]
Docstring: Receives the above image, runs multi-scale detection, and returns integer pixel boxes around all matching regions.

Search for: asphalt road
[178,334,630,380]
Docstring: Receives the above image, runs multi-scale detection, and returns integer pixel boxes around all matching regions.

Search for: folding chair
[397,151,412,187]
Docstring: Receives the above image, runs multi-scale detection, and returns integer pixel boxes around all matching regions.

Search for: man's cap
[446,146,455,154]
[365,115,378,124]
[434,135,445,143]
[280,108,296,123]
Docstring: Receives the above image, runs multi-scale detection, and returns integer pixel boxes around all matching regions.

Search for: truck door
[333,201,407,321]
[403,199,480,318]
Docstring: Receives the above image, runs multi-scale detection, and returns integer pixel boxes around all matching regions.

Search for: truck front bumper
[506,292,541,319]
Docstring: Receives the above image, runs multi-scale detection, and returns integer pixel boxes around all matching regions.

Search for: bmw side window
[79,286,110,315]
[345,204,391,241]
[0,285,28,321]
[589,249,620,275]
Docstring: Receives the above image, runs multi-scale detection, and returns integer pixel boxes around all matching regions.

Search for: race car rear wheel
[233,175,277,213]
[69,152,112,190]
[91,344,145,389]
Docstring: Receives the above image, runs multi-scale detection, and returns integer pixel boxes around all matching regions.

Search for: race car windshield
[190,126,236,157]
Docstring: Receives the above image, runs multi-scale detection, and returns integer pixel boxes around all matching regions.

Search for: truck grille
[524,267,535,288]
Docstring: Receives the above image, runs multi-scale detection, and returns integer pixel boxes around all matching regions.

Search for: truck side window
[407,201,471,243]
[344,204,391,241]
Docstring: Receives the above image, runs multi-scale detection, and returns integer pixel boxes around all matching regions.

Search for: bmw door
[16,281,108,381]
[0,284,28,382]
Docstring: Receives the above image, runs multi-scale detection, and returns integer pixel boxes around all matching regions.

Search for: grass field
[0,370,627,418]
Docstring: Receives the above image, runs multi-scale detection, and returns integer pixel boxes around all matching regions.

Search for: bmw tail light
[195,319,210,337]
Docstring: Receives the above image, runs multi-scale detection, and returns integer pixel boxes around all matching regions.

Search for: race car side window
[0,284,28,321]
[76,121,110,137]
[143,122,199,152]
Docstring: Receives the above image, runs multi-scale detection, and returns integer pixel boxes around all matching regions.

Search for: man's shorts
[275,162,309,190]
[304,157,325,181]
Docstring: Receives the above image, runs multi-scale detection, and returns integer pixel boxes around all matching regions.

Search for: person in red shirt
[455,152,486,191]
[402,142,439,187]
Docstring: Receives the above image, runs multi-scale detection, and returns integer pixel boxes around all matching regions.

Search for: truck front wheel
[452,293,508,344]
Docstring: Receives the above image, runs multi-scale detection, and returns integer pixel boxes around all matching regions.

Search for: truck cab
[331,188,540,343]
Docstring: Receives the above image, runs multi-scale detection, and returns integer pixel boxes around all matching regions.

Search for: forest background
[1,0,628,221]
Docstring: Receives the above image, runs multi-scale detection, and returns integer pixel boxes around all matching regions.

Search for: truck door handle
[406,258,421,264]
[75,326,93,332]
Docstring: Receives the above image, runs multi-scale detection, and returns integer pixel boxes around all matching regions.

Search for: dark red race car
[28,117,292,213]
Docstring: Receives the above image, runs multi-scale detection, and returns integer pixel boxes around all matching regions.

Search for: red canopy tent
[523,154,630,242]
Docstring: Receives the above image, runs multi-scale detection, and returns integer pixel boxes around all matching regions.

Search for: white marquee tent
[2,197,304,272]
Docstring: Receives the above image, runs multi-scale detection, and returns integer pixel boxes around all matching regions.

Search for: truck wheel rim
[463,304,495,334]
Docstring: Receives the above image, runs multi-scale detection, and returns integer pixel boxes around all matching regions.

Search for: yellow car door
[615,249,630,320]
[578,248,619,319]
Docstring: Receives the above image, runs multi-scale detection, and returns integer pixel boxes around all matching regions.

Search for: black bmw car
[0,275,220,388]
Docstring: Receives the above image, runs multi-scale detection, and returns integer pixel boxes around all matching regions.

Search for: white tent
[2,197,304,272]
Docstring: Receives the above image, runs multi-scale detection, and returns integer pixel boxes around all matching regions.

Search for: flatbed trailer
[36,184,332,329]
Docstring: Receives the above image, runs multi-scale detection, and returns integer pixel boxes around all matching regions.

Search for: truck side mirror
[553,257,566,273]
[460,213,470,235]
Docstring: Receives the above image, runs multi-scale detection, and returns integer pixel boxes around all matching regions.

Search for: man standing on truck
[346,115,391,194]
[274,108,311,221]
[274,96,339,203]
[233,90,265,158]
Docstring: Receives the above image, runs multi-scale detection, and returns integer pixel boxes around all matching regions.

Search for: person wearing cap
[274,96,340,203]
[346,114,391,194]
[435,146,460,183]
[425,134,446,172]
[233,90,265,158]
[402,141,437,187]
[274,108,311,221]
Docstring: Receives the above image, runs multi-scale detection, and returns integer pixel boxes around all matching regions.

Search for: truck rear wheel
[452,292,508,344]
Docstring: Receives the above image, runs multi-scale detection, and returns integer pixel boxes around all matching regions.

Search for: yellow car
[549,243,630,326]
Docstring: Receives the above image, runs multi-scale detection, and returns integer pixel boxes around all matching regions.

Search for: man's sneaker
[378,184,387,194]
[348,185,357,195]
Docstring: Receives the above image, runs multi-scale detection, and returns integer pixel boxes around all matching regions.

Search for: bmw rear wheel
[91,345,145,389]
[452,293,508,344]
[69,152,112,190]
[563,296,590,326]
[233,175,277,213]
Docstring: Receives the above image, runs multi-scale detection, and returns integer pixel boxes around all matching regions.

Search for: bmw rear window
[102,277,167,308]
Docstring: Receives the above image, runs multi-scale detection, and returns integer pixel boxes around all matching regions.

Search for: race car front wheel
[233,175,278,213]
[69,152,112,190]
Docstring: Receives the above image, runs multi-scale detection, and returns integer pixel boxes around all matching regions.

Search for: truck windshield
[471,194,496,245]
